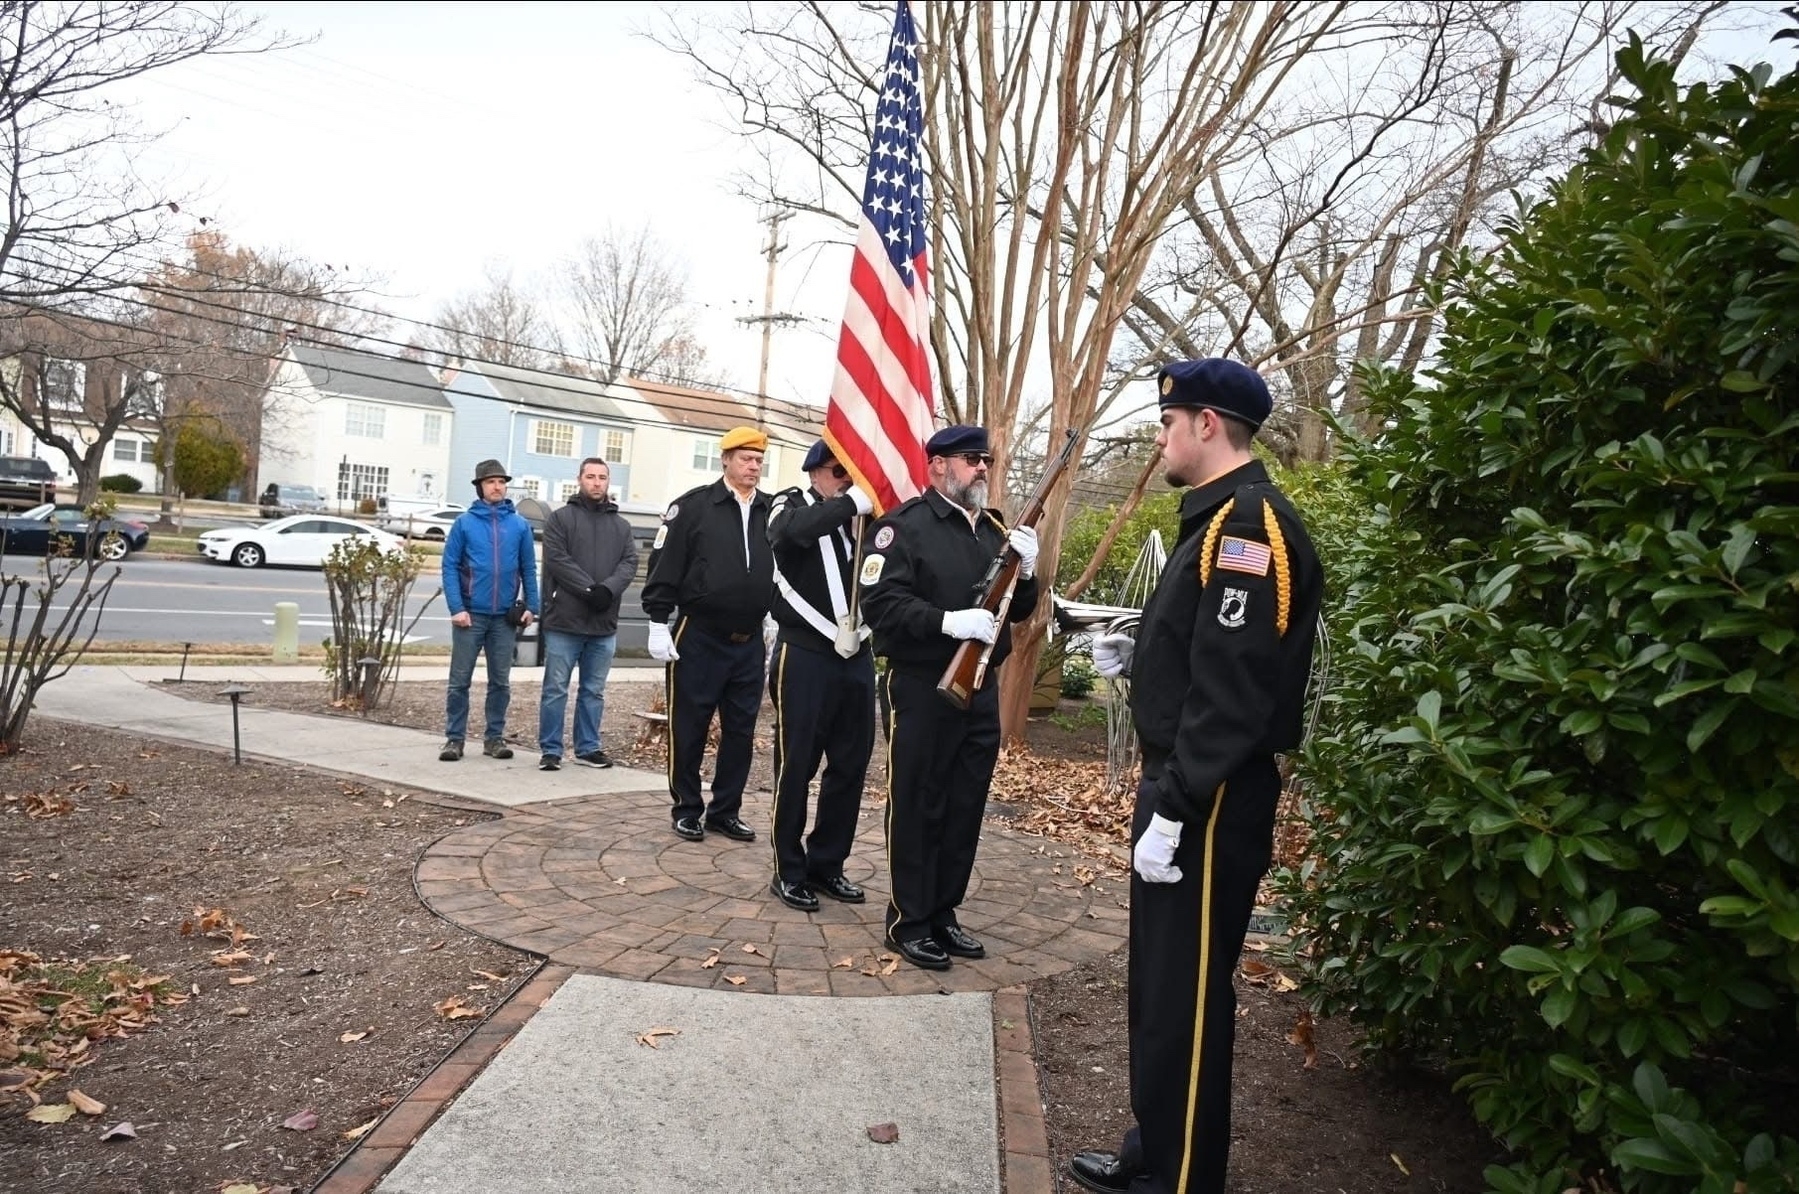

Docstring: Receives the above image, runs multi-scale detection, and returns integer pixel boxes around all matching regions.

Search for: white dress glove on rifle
[1133,813,1184,884]
[941,608,998,643]
[648,621,680,662]
[1092,632,1134,679]
[845,485,875,516]
[1007,525,1039,578]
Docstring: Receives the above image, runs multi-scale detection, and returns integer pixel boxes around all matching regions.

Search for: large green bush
[1279,37,1799,1193]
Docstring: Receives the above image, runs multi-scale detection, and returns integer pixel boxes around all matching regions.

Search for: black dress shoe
[1068,1150,1136,1194]
[672,816,705,841]
[890,936,951,971]
[811,874,866,903]
[770,878,819,912]
[934,924,985,959]
[706,815,756,842]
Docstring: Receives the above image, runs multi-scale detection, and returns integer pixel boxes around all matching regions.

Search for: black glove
[584,585,614,612]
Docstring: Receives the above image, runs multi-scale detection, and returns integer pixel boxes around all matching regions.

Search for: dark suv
[0,456,57,510]
[258,482,327,519]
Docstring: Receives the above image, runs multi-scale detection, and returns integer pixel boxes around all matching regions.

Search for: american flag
[824,0,934,515]
[1216,535,1273,577]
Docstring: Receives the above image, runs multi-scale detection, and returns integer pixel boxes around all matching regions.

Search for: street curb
[307,962,578,1194]
[995,985,1056,1192]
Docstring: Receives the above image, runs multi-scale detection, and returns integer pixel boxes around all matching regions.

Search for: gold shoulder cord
[1199,499,1291,637]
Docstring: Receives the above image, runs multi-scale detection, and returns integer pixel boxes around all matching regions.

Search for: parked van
[258,482,327,519]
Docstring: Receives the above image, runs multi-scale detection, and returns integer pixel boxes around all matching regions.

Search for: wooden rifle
[936,428,1080,709]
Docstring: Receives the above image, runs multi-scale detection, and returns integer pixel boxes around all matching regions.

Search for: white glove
[941,608,998,643]
[1008,525,1039,578]
[1092,632,1134,679]
[845,485,875,516]
[1133,814,1184,884]
[648,621,680,662]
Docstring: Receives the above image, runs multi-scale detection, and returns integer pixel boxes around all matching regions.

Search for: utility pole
[737,208,804,424]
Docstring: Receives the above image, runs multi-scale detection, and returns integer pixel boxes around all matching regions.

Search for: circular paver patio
[416,786,1129,996]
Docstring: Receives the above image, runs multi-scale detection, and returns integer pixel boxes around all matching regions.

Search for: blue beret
[925,424,989,457]
[801,439,835,472]
[1158,359,1271,429]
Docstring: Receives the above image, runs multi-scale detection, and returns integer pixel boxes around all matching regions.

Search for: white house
[258,344,454,508]
[615,378,819,509]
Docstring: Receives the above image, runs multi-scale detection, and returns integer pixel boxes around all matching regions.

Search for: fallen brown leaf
[433,995,484,1021]
[471,968,508,982]
[227,975,257,986]
[700,949,721,970]
[99,1121,137,1141]
[223,1006,250,1017]
[867,1122,900,1143]
[339,1030,369,1044]
[634,1026,680,1049]
[67,1089,106,1116]
[281,1109,319,1131]
[1287,1009,1318,1069]
[741,943,763,956]
[724,975,747,986]
[833,955,856,969]
[879,954,899,977]
[344,1116,378,1141]
[1390,1153,1411,1176]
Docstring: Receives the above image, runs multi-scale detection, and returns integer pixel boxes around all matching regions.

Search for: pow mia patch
[873,525,895,550]
[860,554,885,586]
[1218,586,1250,630]
[652,525,669,551]
[662,502,680,522]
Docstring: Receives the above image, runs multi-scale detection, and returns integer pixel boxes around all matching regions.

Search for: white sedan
[196,515,406,569]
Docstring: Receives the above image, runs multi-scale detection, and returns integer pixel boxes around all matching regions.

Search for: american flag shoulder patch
[1216,535,1272,577]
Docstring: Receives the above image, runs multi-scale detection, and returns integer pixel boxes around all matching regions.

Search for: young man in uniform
[859,425,1040,970]
[537,456,638,772]
[1069,359,1323,1194]
[764,438,877,912]
[642,426,773,844]
[440,458,538,763]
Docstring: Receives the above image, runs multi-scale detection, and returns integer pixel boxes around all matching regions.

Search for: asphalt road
[3,553,655,653]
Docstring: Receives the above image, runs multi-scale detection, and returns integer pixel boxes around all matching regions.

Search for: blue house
[442,361,638,505]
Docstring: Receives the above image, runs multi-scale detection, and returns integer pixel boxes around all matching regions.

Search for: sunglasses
[829,464,849,479]
[955,452,994,467]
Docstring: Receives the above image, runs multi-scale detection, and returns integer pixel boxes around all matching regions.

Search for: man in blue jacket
[440,458,539,762]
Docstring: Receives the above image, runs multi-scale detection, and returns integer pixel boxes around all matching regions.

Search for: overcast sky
[112,2,1798,416]
[116,2,851,404]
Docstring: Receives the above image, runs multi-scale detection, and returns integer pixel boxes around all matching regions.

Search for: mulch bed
[12,672,1508,1189]
[0,719,531,1194]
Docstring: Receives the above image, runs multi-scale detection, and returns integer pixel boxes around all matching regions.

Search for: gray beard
[945,476,988,511]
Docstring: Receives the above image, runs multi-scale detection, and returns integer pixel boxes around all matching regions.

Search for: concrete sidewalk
[31,665,1052,1194]
[35,665,664,808]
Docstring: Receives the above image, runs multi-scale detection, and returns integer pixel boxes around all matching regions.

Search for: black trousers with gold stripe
[768,638,875,885]
[882,669,1001,945]
[665,617,764,825]
[1122,759,1279,1194]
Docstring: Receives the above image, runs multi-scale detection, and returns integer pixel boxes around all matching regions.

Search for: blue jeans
[445,613,516,742]
[538,629,617,758]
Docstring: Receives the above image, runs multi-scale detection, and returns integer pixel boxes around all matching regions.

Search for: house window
[602,427,630,465]
[0,428,12,454]
[40,359,85,411]
[514,477,541,500]
[532,419,576,458]
[559,480,578,502]
[690,436,716,471]
[336,462,390,502]
[345,403,386,438]
[112,438,142,462]
[422,412,444,446]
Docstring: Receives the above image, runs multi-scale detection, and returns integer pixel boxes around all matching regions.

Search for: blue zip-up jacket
[441,498,540,617]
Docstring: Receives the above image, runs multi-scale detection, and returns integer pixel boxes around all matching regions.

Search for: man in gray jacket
[537,457,639,771]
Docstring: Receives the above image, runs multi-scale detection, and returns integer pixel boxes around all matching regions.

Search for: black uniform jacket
[767,485,869,656]
[1131,459,1323,824]
[642,479,774,636]
[540,493,638,637]
[860,487,1040,681]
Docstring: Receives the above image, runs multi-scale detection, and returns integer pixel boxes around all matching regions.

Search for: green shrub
[99,473,142,494]
[1278,36,1799,1193]
[1060,653,1097,699]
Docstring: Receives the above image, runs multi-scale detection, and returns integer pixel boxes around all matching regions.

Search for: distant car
[376,504,465,540]
[258,482,328,519]
[0,503,149,562]
[0,456,58,510]
[196,515,405,569]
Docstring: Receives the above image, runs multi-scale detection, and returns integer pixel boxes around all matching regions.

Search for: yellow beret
[720,426,768,453]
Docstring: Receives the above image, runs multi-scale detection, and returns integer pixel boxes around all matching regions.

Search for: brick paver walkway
[417,786,1128,995]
